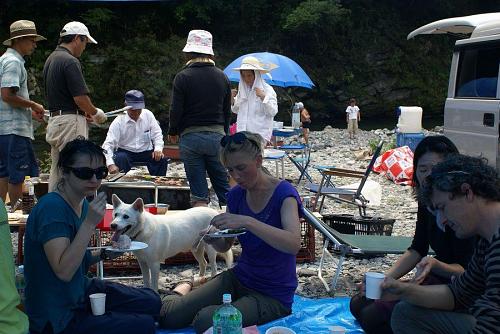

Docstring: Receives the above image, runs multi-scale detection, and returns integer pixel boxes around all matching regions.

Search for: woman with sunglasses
[160,131,302,333]
[24,138,161,334]
[349,136,476,334]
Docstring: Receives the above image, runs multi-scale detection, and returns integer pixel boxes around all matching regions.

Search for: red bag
[373,146,414,185]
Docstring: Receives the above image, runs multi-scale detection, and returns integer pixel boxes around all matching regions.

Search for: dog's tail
[219,249,234,268]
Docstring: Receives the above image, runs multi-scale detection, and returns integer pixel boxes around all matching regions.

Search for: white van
[408,13,500,169]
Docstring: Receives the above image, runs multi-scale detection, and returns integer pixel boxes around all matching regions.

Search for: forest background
[2,0,499,132]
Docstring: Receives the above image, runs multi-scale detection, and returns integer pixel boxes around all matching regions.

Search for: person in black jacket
[349,136,476,334]
[168,30,231,207]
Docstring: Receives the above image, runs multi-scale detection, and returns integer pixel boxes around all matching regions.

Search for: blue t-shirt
[24,192,92,334]
[229,181,302,308]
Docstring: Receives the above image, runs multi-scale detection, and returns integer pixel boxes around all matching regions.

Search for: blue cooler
[396,132,425,152]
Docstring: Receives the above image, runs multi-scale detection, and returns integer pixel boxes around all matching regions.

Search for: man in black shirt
[168,30,231,207]
[44,21,107,191]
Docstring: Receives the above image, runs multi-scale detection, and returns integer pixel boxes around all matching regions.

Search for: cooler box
[396,132,425,152]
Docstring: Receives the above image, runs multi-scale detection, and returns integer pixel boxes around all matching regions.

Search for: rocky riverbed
[11,126,440,298]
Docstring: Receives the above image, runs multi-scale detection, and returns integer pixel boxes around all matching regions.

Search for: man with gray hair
[0,20,46,207]
[168,29,231,207]
[44,21,107,191]
[382,154,500,333]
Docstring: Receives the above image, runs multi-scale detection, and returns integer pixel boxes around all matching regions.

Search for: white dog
[109,194,233,291]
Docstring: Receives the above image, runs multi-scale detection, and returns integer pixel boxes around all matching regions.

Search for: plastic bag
[373,146,414,185]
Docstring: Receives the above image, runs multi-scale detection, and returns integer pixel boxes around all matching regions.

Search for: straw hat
[3,20,46,46]
[182,30,214,55]
[232,56,270,73]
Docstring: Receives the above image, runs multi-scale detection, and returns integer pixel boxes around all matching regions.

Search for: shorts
[348,119,358,133]
[302,122,311,129]
[0,134,39,184]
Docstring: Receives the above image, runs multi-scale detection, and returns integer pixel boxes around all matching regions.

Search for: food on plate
[112,234,131,249]
[219,228,246,234]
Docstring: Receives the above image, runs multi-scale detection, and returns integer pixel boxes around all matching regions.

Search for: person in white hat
[0,20,46,210]
[43,21,107,192]
[231,56,278,145]
[167,29,231,207]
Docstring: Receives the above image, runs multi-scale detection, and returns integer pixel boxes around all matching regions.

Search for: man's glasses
[220,132,259,150]
[65,166,108,180]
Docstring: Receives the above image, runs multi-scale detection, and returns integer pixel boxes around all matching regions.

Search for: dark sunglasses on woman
[65,166,108,180]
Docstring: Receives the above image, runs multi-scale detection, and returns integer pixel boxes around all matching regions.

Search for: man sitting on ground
[382,154,500,333]
[103,90,168,176]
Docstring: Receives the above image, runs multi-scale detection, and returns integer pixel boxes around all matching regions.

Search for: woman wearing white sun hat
[231,56,278,145]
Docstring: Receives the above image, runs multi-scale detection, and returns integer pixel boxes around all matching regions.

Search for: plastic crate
[89,232,141,274]
[396,132,425,152]
[321,214,395,254]
[322,214,395,236]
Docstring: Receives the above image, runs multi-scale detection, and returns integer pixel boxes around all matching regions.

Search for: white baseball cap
[60,21,97,44]
[182,30,213,55]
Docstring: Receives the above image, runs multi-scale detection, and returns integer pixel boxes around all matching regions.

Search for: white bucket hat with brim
[182,30,214,55]
[3,20,46,46]
[232,56,277,73]
[60,21,98,44]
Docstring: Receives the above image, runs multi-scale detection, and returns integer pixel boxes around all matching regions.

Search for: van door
[445,42,500,166]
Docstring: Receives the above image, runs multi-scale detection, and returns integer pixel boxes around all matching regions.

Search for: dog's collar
[129,228,143,241]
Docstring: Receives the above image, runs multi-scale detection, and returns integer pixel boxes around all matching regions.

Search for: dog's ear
[132,198,144,212]
[111,194,122,207]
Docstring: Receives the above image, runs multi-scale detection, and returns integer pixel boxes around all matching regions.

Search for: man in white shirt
[102,90,168,176]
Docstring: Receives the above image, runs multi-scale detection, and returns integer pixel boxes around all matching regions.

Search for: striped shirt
[0,48,33,139]
[449,228,500,334]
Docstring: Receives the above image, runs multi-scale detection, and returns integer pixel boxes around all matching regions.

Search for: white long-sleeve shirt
[232,71,278,142]
[102,108,164,167]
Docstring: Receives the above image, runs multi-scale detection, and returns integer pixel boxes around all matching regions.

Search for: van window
[455,45,500,98]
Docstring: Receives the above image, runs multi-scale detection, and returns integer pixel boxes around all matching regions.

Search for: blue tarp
[156,295,362,334]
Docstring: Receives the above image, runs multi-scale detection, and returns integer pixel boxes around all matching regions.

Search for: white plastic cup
[89,293,106,316]
[365,272,385,299]
[329,325,347,333]
[265,326,296,334]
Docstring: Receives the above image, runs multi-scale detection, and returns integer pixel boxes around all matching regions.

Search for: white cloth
[346,105,360,119]
[232,71,278,142]
[102,108,164,166]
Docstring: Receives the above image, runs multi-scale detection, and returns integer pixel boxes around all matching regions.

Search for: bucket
[396,106,422,133]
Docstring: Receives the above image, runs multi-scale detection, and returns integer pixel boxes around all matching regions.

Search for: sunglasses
[220,132,260,149]
[65,166,108,180]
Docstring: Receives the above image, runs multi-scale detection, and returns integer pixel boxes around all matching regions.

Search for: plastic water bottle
[15,265,26,306]
[212,294,242,334]
[21,176,35,214]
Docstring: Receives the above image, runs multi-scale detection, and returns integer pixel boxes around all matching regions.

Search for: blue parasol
[223,52,315,89]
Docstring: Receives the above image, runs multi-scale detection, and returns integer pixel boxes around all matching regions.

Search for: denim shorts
[0,134,39,184]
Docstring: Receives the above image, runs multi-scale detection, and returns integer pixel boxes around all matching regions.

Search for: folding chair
[302,209,417,293]
[284,144,313,184]
[305,140,384,216]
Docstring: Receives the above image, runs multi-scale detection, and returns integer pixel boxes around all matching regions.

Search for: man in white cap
[43,21,107,191]
[102,90,168,176]
[168,29,231,207]
[0,20,46,209]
